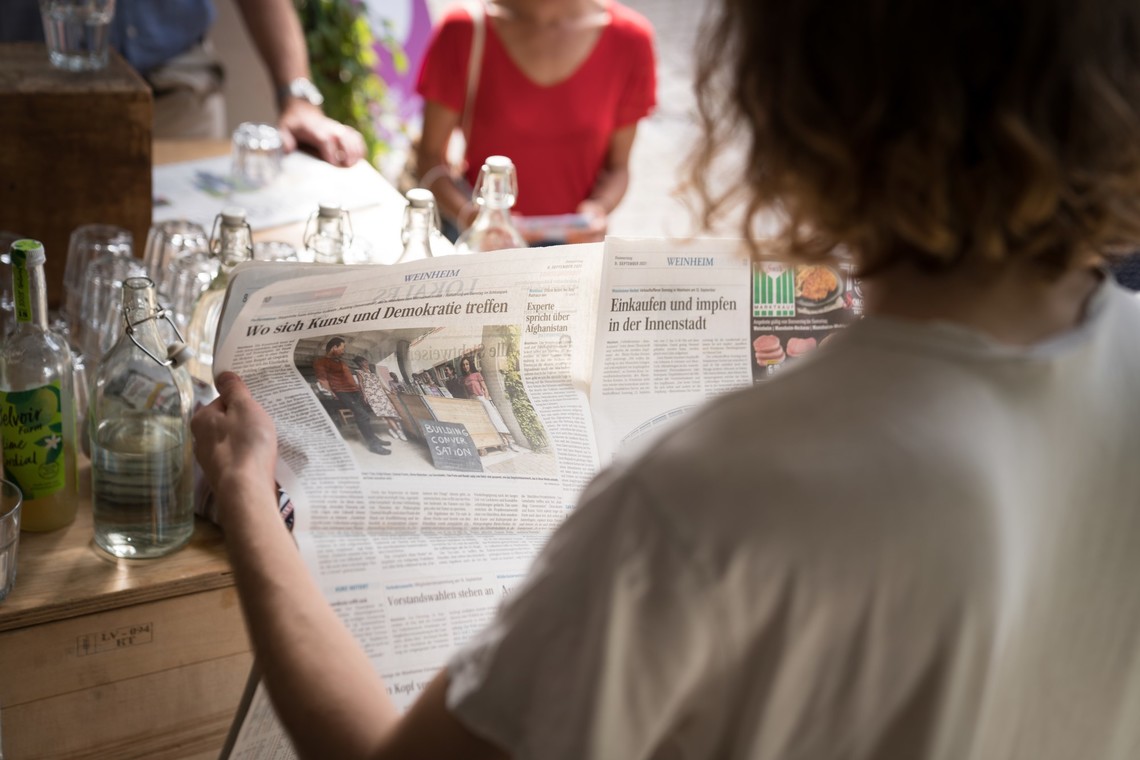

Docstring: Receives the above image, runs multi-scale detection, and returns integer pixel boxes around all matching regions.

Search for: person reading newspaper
[192,0,1140,755]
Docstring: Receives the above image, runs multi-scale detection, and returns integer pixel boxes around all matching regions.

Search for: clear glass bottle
[89,277,195,558]
[396,188,440,264]
[185,207,253,384]
[455,155,528,254]
[304,202,354,264]
[0,239,78,532]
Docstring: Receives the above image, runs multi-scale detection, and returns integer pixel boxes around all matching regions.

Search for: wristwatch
[276,77,324,109]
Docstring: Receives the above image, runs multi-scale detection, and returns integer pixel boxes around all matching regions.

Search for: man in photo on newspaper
[192,0,1140,756]
[312,337,392,456]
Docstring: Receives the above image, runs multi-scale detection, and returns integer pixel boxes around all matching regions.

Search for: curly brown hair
[687,0,1140,275]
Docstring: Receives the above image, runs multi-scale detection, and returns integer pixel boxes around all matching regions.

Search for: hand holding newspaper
[212,237,861,757]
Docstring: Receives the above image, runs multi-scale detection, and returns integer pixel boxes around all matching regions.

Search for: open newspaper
[215,237,862,757]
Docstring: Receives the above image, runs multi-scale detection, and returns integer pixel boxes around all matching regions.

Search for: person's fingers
[339,127,366,165]
[277,125,299,154]
[214,371,251,407]
[318,125,365,167]
[329,136,353,167]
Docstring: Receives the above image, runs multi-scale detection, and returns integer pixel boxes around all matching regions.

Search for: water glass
[252,240,299,262]
[343,238,377,265]
[142,220,209,302]
[38,0,116,72]
[0,479,23,603]
[231,122,284,189]
[165,250,218,331]
[79,252,147,364]
[0,231,25,339]
[64,224,133,342]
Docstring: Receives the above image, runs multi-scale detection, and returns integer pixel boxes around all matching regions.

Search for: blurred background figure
[413,0,657,242]
[0,0,365,166]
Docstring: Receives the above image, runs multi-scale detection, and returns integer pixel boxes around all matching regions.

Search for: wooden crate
[0,43,152,308]
[0,588,252,760]
[0,465,253,760]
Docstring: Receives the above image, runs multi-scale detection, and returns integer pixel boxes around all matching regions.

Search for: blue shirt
[0,0,215,75]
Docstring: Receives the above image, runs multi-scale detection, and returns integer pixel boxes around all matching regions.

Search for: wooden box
[0,471,252,759]
[0,43,152,308]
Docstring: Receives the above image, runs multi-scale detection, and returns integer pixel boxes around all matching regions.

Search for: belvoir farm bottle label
[0,382,67,499]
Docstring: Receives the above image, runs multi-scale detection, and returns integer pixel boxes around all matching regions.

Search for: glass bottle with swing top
[185,207,253,384]
[89,276,195,558]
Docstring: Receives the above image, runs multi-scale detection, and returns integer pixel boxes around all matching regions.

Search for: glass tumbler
[78,252,147,365]
[0,479,24,603]
[64,224,133,342]
[142,220,209,303]
[38,0,117,72]
[252,241,300,262]
[231,122,284,189]
[166,250,219,332]
[0,231,24,339]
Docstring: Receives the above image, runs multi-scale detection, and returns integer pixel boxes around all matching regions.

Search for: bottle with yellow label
[0,239,78,531]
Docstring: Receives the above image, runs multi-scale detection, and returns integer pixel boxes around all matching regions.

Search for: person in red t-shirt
[313,337,391,455]
[415,0,656,243]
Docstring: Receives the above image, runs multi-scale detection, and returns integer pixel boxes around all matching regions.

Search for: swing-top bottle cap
[483,155,514,173]
[318,201,343,217]
[405,188,435,208]
[10,239,45,267]
[220,207,247,227]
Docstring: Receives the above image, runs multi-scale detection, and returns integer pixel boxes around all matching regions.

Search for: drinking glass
[342,238,377,265]
[252,241,299,262]
[0,231,24,339]
[141,220,209,302]
[64,224,133,342]
[165,250,218,331]
[231,122,284,189]
[38,0,116,72]
[78,251,147,364]
[0,479,24,603]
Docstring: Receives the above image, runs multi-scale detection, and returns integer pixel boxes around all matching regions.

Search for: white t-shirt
[447,278,1140,760]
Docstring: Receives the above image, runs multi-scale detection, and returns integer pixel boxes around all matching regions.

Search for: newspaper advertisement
[216,237,862,757]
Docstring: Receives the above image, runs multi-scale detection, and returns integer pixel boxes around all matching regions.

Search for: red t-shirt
[313,356,359,394]
[415,1,657,217]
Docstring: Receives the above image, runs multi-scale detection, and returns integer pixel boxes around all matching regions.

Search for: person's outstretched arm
[576,124,638,241]
[232,0,366,167]
[417,100,479,229]
[193,372,506,760]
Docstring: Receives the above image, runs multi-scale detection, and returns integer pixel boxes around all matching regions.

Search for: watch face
[284,78,324,107]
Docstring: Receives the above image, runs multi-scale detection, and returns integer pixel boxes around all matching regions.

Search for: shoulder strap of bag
[461,0,486,141]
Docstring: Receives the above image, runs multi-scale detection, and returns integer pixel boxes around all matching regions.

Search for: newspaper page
[215,245,603,757]
[590,237,863,463]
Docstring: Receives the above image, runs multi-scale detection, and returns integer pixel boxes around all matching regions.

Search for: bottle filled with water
[184,207,253,384]
[303,201,354,264]
[454,156,527,254]
[89,277,195,559]
[396,188,440,264]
